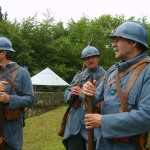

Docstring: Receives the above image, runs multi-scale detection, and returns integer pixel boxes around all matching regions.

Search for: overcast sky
[1,0,150,25]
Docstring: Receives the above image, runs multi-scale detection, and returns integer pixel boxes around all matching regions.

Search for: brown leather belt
[113,137,130,144]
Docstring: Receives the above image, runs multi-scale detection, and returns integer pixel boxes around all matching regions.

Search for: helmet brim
[0,48,15,52]
[107,34,149,50]
[81,54,100,59]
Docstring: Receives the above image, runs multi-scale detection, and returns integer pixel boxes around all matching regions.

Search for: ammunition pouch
[93,100,103,114]
[4,108,21,120]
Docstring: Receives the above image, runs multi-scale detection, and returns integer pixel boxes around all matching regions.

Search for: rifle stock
[87,73,94,150]
[82,63,87,72]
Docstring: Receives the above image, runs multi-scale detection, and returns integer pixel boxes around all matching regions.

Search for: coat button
[103,101,108,106]
[111,90,115,95]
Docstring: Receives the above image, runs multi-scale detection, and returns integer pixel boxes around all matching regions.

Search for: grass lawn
[22,105,67,150]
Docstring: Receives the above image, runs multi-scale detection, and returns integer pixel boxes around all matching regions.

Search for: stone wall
[25,91,66,118]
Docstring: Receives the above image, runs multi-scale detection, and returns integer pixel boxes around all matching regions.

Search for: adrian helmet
[81,46,100,59]
[107,20,149,49]
[0,36,15,52]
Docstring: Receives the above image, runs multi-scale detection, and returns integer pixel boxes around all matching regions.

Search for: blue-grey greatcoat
[0,62,35,150]
[62,66,106,149]
[93,52,150,150]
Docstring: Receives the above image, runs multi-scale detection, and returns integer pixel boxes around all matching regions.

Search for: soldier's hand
[0,81,9,92]
[71,86,82,96]
[0,91,10,103]
[84,114,102,129]
[82,80,96,96]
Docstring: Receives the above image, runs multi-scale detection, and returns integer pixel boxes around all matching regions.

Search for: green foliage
[0,5,150,83]
[0,6,8,21]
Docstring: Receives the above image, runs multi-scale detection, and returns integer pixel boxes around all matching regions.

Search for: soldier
[0,36,35,150]
[82,20,150,150]
[62,45,106,150]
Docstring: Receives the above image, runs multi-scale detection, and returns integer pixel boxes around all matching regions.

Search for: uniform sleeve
[64,73,82,103]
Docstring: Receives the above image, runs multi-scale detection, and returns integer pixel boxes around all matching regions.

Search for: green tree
[0,6,8,21]
[0,8,150,84]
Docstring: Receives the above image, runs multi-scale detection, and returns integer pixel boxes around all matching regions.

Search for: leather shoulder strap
[106,58,150,89]
[123,62,148,103]
[0,65,18,79]
[12,68,18,83]
[0,65,21,96]
[100,73,105,82]
[116,62,149,112]
[115,69,130,112]
[10,67,19,95]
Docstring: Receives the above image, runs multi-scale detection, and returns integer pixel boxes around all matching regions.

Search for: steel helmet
[81,46,100,59]
[107,20,149,49]
[0,36,15,52]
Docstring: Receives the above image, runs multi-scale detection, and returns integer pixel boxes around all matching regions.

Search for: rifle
[88,34,93,46]
[0,82,8,150]
[82,63,87,72]
[0,102,4,150]
[87,73,94,150]
[58,72,83,137]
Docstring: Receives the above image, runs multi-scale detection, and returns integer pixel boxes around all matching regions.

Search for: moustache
[113,47,118,52]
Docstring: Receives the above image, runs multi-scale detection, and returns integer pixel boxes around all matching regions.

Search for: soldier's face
[83,55,100,69]
[112,36,136,61]
[0,51,6,63]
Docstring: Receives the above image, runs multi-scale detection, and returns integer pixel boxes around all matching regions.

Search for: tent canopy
[31,67,69,86]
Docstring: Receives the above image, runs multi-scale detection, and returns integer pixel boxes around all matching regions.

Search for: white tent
[31,67,69,86]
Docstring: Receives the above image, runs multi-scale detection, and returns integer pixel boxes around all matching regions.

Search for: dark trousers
[64,133,86,150]
[5,143,21,150]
